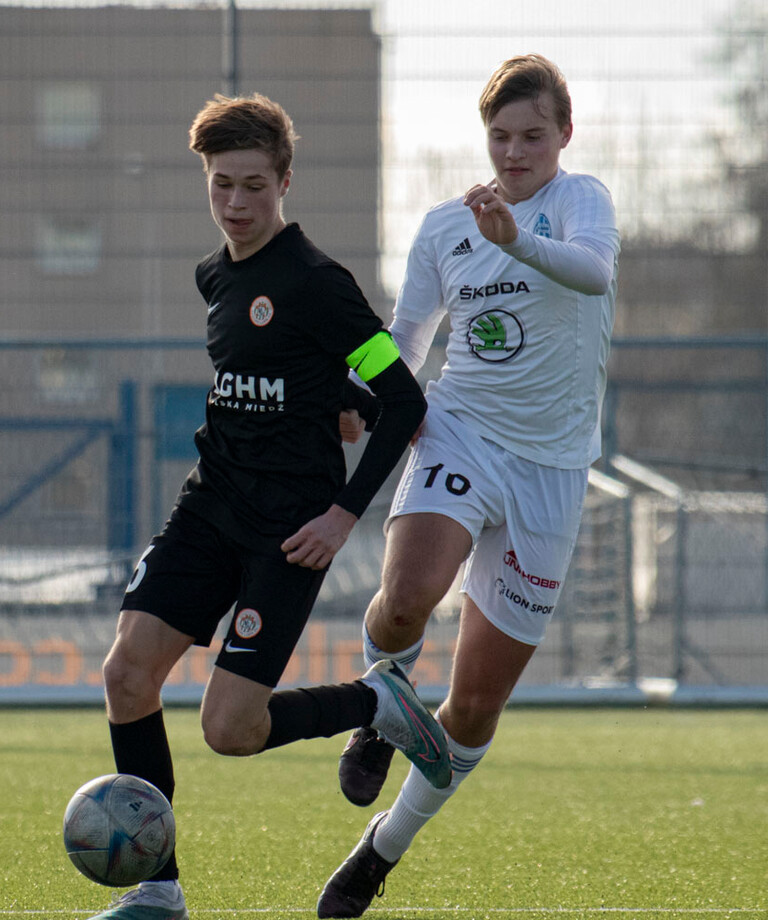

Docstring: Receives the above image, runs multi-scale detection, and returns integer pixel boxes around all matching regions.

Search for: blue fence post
[108,381,137,558]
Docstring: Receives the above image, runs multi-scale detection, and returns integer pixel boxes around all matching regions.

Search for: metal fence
[0,336,766,705]
[1,0,767,704]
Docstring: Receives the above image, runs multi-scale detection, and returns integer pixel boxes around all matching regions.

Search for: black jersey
[178,223,394,545]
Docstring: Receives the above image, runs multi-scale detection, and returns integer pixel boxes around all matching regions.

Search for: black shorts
[120,506,327,688]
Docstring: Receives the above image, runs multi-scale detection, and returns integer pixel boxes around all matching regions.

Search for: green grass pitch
[1,706,766,917]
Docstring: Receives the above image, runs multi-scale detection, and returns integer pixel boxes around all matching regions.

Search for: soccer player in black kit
[89,93,450,920]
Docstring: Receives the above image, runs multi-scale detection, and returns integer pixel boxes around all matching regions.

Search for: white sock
[371,722,492,863]
[136,880,184,906]
[363,623,423,675]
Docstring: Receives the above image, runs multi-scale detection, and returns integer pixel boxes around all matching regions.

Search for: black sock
[109,709,179,882]
[263,680,378,750]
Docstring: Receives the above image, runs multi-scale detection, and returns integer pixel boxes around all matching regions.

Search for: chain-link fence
[0,338,766,703]
[1,1,766,703]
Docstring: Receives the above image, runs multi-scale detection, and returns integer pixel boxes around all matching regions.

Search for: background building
[0,4,382,550]
[2,5,382,337]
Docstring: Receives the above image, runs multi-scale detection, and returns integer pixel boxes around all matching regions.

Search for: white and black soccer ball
[62,774,175,887]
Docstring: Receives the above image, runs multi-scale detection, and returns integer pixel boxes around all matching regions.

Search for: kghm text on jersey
[210,370,285,412]
[459,280,531,300]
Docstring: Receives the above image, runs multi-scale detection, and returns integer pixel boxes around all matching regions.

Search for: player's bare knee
[202,721,247,756]
[378,580,440,629]
[202,712,268,757]
[102,650,155,706]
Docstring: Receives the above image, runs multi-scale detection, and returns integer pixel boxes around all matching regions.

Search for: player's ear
[560,122,573,149]
[280,170,292,197]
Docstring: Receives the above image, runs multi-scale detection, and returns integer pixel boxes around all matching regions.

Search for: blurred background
[0,0,766,704]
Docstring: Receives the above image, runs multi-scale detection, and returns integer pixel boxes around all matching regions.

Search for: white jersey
[393,168,620,469]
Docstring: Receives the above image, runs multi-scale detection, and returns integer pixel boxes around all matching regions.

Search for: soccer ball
[62,774,175,887]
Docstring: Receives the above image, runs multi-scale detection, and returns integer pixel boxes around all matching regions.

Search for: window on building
[36,216,101,275]
[36,82,101,149]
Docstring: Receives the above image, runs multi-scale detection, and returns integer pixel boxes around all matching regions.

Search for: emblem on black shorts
[234,608,262,638]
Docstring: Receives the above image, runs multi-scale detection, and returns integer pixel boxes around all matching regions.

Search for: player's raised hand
[463,183,518,246]
[281,504,358,569]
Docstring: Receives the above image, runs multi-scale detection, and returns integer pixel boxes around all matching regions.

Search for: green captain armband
[345,331,400,383]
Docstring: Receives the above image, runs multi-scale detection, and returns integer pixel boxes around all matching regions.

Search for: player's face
[486,92,572,204]
[206,148,291,261]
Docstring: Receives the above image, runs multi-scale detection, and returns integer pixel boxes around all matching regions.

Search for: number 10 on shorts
[423,463,471,496]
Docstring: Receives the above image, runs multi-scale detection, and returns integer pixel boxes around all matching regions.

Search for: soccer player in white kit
[317,54,620,918]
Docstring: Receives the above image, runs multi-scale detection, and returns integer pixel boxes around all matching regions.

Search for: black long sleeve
[341,376,381,431]
[334,358,426,519]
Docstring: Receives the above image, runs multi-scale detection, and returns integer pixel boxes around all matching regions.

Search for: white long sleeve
[499,229,614,295]
[497,172,618,295]
[388,313,444,376]
[499,228,615,295]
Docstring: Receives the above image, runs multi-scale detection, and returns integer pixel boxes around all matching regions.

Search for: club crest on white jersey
[467,309,525,363]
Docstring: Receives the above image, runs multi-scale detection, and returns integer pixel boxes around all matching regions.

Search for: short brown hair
[479,54,572,129]
[189,92,298,179]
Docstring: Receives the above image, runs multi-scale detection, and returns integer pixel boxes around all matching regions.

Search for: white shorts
[387,407,589,646]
